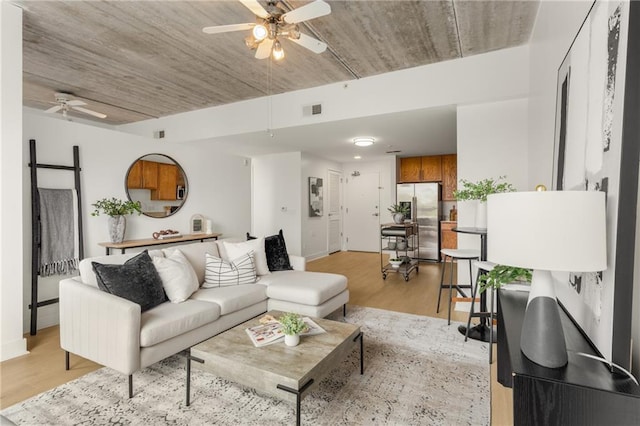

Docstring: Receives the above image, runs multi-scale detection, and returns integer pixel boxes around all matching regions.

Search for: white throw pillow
[153,249,199,303]
[223,238,270,276]
[203,252,257,287]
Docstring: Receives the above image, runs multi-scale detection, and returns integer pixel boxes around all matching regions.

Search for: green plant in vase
[91,197,142,243]
[388,203,410,224]
[279,312,307,347]
[91,197,142,217]
[478,265,532,293]
[453,176,515,228]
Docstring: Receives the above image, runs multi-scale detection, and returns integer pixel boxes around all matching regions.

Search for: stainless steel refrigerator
[397,183,441,261]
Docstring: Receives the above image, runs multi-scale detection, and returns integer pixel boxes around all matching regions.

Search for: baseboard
[1,337,28,362]
[305,251,329,262]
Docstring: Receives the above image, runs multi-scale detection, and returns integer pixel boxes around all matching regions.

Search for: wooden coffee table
[187,311,363,425]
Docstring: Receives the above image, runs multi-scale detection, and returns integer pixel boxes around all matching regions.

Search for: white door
[327,170,342,254]
[345,172,380,252]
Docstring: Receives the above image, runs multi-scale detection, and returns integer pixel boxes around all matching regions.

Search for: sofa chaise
[59,238,349,397]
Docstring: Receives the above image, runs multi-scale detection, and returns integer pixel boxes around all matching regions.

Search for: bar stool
[437,248,480,325]
[465,261,496,363]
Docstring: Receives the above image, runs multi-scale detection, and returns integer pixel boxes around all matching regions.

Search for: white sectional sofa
[59,239,349,397]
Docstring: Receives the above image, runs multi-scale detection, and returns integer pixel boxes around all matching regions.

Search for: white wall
[456,98,530,282]
[527,0,594,187]
[119,46,530,144]
[301,153,342,259]
[20,112,251,333]
[0,2,28,361]
[251,152,302,255]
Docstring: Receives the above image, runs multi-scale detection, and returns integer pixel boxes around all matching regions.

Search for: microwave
[176,185,185,200]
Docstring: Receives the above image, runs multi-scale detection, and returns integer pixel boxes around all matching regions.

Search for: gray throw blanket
[38,188,79,276]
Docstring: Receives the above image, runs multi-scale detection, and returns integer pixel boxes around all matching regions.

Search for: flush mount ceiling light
[354,155,362,159]
[353,137,375,147]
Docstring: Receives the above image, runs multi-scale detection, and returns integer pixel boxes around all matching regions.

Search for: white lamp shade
[487,191,607,272]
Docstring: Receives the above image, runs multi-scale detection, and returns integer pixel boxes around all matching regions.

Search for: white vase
[393,213,405,224]
[475,201,487,229]
[284,334,300,347]
[108,215,126,243]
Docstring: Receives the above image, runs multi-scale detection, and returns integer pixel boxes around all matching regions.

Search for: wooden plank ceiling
[17,0,539,125]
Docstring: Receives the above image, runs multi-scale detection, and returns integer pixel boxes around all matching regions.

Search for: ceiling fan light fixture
[252,24,268,41]
[353,137,375,147]
[244,35,259,49]
[272,40,285,61]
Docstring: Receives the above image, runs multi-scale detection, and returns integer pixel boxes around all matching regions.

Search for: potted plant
[453,176,515,228]
[278,312,307,347]
[478,265,532,293]
[388,204,410,224]
[91,197,142,243]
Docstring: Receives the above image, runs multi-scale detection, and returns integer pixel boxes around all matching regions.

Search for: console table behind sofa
[99,233,221,255]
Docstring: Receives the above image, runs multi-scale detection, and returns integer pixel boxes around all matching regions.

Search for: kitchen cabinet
[127,160,158,190]
[398,155,445,183]
[441,154,457,201]
[440,221,457,261]
[151,163,179,200]
[399,157,422,182]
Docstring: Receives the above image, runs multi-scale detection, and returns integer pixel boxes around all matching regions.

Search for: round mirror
[125,154,188,218]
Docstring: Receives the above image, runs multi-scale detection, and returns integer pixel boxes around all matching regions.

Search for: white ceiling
[192,105,457,163]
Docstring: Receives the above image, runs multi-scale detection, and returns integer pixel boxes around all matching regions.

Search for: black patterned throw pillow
[247,229,293,271]
[92,250,167,312]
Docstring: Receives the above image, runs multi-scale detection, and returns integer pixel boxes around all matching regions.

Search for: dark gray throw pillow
[92,251,166,312]
[248,229,293,271]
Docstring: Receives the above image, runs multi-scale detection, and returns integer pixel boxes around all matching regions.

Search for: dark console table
[497,289,640,425]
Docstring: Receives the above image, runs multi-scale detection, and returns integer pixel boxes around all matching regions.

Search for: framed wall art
[552,0,639,368]
[309,177,324,217]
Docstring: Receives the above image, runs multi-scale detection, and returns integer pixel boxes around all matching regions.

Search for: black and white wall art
[552,0,639,368]
[309,177,324,217]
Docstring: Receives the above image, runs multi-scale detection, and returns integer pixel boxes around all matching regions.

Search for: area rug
[1,306,490,425]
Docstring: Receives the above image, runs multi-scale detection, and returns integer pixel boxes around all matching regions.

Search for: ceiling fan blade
[239,0,270,19]
[72,106,107,119]
[256,38,273,59]
[67,100,87,106]
[255,38,274,59]
[203,23,254,34]
[288,33,327,54]
[45,105,62,113]
[282,0,331,24]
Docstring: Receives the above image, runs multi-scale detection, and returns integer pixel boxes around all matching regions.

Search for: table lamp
[487,190,607,368]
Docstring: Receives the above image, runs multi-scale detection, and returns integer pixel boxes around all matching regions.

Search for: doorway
[345,172,380,252]
[327,170,342,254]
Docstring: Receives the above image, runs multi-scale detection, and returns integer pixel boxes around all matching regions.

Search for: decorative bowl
[389,258,403,268]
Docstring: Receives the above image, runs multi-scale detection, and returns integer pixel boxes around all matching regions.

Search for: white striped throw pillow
[203,252,257,288]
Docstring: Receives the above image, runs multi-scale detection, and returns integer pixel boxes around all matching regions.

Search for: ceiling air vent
[302,103,322,117]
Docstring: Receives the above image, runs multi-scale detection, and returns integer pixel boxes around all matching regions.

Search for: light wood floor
[0,251,513,424]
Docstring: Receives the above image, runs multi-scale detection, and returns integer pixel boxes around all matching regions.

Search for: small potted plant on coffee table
[278,312,308,347]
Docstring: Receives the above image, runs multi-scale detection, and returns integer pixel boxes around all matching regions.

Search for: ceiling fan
[203,0,330,61]
[45,93,107,119]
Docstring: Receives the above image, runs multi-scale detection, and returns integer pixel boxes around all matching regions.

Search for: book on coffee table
[245,317,326,347]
